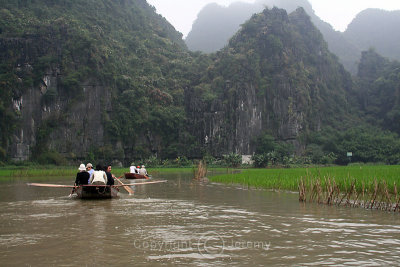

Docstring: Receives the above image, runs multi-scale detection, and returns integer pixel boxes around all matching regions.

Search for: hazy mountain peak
[344,8,400,61]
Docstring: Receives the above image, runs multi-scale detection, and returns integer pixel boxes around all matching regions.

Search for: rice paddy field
[209,165,400,193]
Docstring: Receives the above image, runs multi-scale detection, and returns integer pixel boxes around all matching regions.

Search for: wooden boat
[124,173,150,179]
[74,185,119,199]
[27,179,167,198]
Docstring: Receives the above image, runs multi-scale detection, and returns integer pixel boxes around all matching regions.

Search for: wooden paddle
[27,183,76,188]
[114,175,134,195]
[27,183,145,188]
[128,180,167,185]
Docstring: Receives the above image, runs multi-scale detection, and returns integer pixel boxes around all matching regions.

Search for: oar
[114,175,134,195]
[27,183,76,188]
[128,180,167,185]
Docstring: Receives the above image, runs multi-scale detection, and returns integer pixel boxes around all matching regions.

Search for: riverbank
[0,166,214,181]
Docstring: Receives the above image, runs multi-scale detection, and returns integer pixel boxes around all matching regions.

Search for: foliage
[209,165,400,192]
[203,154,216,165]
[356,49,400,135]
[0,0,194,162]
[306,125,400,165]
[254,133,275,154]
[174,156,190,167]
[252,154,268,168]
[223,153,242,167]
[0,1,399,168]
[143,156,160,168]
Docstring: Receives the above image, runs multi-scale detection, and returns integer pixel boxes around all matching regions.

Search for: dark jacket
[75,171,90,185]
[105,172,115,186]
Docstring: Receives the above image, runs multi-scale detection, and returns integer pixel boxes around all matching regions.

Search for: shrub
[144,155,160,168]
[223,153,242,167]
[252,154,268,168]
[174,156,191,167]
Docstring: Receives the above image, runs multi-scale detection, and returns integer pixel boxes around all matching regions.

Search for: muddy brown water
[1,171,400,266]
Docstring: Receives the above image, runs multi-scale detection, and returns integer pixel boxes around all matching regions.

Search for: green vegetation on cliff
[0,1,399,166]
[0,0,203,161]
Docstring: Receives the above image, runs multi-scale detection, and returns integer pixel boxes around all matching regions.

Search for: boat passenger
[139,165,148,176]
[104,164,115,186]
[89,164,108,185]
[86,163,94,183]
[75,164,90,185]
[130,163,138,174]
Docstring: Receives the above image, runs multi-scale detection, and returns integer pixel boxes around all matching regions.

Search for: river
[1,171,399,266]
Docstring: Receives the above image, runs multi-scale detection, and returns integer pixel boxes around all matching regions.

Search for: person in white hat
[75,164,90,185]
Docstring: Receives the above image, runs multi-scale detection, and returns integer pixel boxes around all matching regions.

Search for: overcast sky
[146,0,400,37]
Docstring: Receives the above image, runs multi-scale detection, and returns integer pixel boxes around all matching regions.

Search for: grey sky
[146,0,400,37]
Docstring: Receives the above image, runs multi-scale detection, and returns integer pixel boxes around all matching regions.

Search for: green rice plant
[209,165,400,193]
[0,167,76,178]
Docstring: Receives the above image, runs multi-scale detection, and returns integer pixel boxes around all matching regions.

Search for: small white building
[242,155,253,165]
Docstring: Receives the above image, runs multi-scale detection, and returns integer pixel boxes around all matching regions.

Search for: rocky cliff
[1,35,112,161]
[0,0,190,163]
[0,2,356,163]
[185,8,353,156]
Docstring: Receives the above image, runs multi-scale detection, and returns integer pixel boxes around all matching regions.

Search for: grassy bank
[0,166,77,178]
[209,165,400,192]
[0,166,198,180]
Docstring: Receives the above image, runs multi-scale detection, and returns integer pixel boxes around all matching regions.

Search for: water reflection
[0,172,399,266]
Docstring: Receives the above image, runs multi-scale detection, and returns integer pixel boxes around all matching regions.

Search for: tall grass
[0,167,77,178]
[193,160,207,180]
[209,165,400,192]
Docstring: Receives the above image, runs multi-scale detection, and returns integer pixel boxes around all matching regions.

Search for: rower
[104,164,115,186]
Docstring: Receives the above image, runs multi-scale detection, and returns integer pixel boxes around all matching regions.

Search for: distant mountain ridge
[185,2,261,53]
[344,8,400,61]
[185,1,400,74]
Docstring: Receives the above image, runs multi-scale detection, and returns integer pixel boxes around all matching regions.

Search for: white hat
[142,165,145,168]
[78,164,86,171]
[86,163,93,168]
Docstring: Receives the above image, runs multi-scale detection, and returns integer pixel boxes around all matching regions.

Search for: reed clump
[298,176,400,212]
[194,160,207,180]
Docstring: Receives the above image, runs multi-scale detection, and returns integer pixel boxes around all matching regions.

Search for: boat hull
[124,173,149,179]
[75,185,119,199]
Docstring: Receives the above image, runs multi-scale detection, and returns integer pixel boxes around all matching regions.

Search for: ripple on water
[0,233,52,247]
